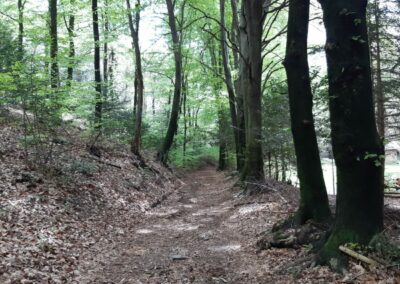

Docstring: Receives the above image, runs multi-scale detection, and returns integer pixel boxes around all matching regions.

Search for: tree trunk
[372,0,385,139]
[230,0,240,69]
[318,0,384,264]
[284,0,331,224]
[239,1,265,189]
[230,0,246,172]
[17,0,24,60]
[49,0,59,89]
[220,0,242,171]
[183,75,188,157]
[218,109,228,171]
[66,0,75,87]
[92,0,102,129]
[103,0,109,98]
[127,0,144,156]
[157,0,183,164]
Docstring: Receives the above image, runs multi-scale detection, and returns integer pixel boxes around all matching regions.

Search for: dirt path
[79,167,335,284]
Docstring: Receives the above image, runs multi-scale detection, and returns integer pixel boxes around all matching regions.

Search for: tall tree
[284,0,331,224]
[17,0,25,60]
[219,0,242,171]
[49,0,59,89]
[127,0,144,156]
[372,0,385,139]
[239,1,265,189]
[92,0,102,129]
[65,0,75,87]
[157,0,183,164]
[230,0,246,172]
[103,0,110,97]
[318,0,384,263]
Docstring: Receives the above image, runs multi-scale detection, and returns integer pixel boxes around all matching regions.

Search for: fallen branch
[339,246,378,266]
[83,155,122,169]
[384,193,400,198]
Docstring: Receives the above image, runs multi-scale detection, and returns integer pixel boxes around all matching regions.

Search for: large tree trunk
[92,0,102,129]
[157,0,183,165]
[284,0,331,224]
[49,0,59,89]
[318,0,384,264]
[239,1,265,189]
[127,0,144,156]
[230,0,246,172]
[219,0,242,171]
[66,0,75,87]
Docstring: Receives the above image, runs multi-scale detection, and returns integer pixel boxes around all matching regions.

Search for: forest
[0,0,400,282]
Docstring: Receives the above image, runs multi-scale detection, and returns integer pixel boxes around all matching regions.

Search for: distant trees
[318,0,384,263]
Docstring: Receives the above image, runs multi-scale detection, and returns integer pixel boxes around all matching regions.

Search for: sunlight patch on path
[152,222,200,232]
[136,229,153,234]
[146,208,179,217]
[208,244,241,253]
[192,206,231,217]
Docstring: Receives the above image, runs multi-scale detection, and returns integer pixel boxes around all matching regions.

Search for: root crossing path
[80,167,307,283]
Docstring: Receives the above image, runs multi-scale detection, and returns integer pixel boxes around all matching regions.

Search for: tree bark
[230,0,246,172]
[318,0,384,264]
[157,0,183,164]
[66,0,75,87]
[220,0,242,171]
[127,0,144,156]
[92,0,102,129]
[372,0,385,140]
[284,0,331,224]
[17,0,24,60]
[239,1,265,189]
[49,0,59,89]
[103,0,109,98]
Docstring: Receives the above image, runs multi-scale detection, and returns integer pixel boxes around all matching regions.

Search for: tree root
[257,220,329,251]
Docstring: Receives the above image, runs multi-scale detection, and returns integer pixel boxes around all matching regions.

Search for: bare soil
[76,167,400,284]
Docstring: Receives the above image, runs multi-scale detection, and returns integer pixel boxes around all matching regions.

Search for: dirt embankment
[0,120,179,283]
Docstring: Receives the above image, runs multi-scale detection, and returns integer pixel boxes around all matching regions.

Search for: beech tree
[318,0,384,263]
[17,0,25,60]
[219,0,241,171]
[65,0,75,87]
[49,0,59,89]
[127,0,144,155]
[92,0,102,129]
[157,0,183,164]
[284,0,331,224]
[239,1,265,189]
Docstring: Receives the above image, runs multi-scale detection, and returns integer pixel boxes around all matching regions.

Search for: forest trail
[79,167,309,283]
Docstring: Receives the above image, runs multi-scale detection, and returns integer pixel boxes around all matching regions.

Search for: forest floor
[1,110,400,283]
[77,167,400,284]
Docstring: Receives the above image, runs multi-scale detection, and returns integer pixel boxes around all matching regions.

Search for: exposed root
[257,220,329,251]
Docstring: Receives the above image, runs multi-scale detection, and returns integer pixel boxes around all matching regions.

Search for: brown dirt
[76,167,400,284]
[76,167,337,284]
